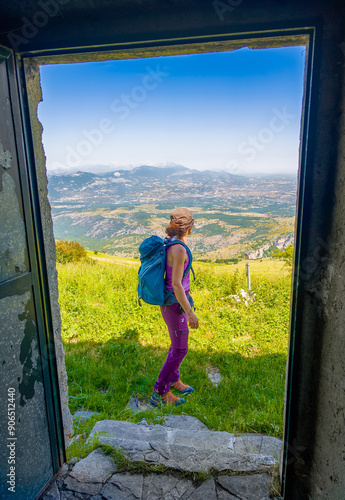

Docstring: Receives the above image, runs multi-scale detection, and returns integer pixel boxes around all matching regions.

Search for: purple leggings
[154,302,189,395]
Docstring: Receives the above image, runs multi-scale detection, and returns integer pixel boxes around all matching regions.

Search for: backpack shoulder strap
[165,240,194,279]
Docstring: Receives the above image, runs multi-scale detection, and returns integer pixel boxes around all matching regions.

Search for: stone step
[88,415,282,473]
[44,451,280,500]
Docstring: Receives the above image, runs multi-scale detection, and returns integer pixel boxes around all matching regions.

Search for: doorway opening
[23,31,312,495]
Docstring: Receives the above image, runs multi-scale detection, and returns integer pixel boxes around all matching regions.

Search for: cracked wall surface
[0,292,53,498]
[0,170,27,281]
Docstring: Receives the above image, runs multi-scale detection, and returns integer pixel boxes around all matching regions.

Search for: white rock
[206,365,222,386]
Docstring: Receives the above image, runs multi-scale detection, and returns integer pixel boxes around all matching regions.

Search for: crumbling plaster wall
[23,59,73,444]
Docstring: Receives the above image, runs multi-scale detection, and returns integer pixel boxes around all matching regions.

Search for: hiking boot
[171,379,194,395]
[150,391,185,407]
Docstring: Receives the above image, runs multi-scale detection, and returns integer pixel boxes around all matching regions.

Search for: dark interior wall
[0,1,345,499]
[0,1,338,53]
[288,7,345,499]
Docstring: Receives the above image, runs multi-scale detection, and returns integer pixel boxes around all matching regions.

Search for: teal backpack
[137,236,194,306]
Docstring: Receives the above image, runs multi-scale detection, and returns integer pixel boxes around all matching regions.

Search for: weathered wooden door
[0,46,64,499]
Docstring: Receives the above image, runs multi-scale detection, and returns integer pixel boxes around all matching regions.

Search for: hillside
[47,165,296,259]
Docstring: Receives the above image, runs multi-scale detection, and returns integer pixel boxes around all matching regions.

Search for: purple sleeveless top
[165,244,190,294]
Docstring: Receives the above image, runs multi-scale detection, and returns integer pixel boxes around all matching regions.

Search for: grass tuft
[66,435,101,462]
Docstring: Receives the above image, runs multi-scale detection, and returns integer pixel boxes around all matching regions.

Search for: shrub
[56,240,87,264]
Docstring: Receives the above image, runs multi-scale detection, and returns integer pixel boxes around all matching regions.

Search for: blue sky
[38,46,306,175]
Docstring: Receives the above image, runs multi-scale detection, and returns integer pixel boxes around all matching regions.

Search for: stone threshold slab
[88,417,282,473]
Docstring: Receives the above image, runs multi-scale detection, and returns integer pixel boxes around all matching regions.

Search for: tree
[272,244,294,266]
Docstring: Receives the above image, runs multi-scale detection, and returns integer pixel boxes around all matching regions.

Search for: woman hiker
[150,207,199,407]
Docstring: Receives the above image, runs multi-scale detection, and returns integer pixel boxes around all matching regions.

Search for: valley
[47,165,297,259]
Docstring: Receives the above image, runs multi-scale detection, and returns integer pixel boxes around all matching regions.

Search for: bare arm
[170,245,199,329]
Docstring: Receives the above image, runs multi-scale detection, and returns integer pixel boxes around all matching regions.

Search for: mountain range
[47,165,296,259]
[48,164,297,207]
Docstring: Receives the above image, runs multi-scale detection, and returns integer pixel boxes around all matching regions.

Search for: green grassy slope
[58,255,291,439]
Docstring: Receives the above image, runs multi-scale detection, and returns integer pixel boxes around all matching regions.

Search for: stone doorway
[23,30,314,499]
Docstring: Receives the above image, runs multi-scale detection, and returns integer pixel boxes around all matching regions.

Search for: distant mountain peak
[49,163,185,177]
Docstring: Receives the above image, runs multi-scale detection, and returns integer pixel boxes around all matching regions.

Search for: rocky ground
[41,415,283,500]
